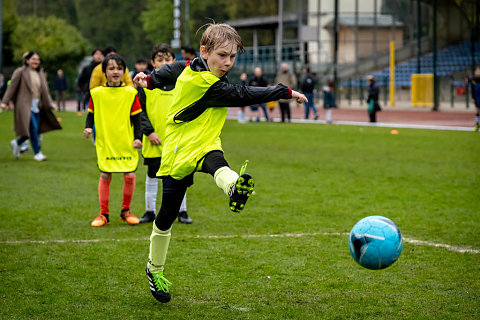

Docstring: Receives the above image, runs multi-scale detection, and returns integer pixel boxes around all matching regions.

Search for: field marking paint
[2,232,479,254]
[226,116,472,132]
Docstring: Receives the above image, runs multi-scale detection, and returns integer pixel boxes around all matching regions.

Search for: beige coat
[276,72,297,103]
[2,66,61,137]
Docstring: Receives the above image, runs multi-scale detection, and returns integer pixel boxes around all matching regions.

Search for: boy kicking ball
[134,23,307,303]
[84,54,143,227]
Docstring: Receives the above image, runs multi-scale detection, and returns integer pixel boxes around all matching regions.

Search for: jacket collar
[189,57,228,81]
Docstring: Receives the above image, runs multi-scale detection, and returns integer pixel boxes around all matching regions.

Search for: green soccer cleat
[146,263,172,303]
[228,160,255,213]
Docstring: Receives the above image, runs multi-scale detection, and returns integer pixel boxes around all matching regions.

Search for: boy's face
[105,59,125,86]
[93,50,104,63]
[151,53,175,69]
[135,62,148,72]
[200,42,237,78]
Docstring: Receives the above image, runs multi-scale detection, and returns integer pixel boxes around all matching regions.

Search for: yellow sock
[148,224,171,273]
[214,166,239,196]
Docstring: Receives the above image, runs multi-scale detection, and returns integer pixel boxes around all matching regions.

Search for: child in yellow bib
[83,54,143,227]
[138,44,191,224]
[134,23,307,303]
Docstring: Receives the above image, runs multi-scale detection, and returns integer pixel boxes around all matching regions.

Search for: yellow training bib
[142,88,173,159]
[91,86,139,172]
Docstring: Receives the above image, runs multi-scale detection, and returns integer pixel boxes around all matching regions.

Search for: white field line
[226,116,473,131]
[1,232,479,254]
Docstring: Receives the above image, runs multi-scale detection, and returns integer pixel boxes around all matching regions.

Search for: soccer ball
[348,215,403,270]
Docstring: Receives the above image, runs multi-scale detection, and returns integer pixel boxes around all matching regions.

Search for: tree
[2,0,19,68]
[140,0,174,45]
[75,0,153,63]
[10,15,90,74]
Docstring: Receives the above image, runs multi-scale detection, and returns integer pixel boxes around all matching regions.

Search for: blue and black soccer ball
[348,215,403,270]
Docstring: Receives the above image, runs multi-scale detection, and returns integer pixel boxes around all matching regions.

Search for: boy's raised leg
[214,160,254,213]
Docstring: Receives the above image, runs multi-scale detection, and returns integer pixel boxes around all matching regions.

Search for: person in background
[130,57,150,87]
[275,63,297,122]
[301,67,319,120]
[323,80,336,123]
[471,66,480,132]
[366,75,381,123]
[237,72,248,123]
[84,54,142,227]
[89,46,133,89]
[180,45,197,61]
[249,67,270,122]
[54,69,68,112]
[0,74,7,100]
[77,47,104,112]
[1,51,61,161]
[138,43,192,224]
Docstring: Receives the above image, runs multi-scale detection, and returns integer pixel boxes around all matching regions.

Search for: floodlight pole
[333,0,338,99]
[276,0,284,74]
[432,0,438,111]
[184,0,190,45]
[416,0,421,74]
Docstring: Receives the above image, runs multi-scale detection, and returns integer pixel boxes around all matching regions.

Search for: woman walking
[1,51,61,161]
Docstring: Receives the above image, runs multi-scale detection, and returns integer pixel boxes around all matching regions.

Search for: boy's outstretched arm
[204,82,307,107]
[135,61,187,90]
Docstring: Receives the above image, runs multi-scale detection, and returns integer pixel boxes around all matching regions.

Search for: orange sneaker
[120,210,139,225]
[91,214,109,227]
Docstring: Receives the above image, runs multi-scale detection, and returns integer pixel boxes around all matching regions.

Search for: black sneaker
[146,263,171,303]
[228,161,254,213]
[139,211,155,223]
[178,211,192,224]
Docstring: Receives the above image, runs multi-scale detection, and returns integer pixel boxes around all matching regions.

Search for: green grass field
[0,111,479,319]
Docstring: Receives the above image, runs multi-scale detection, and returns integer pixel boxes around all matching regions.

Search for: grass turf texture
[0,111,479,319]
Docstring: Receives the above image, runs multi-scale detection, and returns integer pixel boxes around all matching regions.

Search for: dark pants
[279,102,291,122]
[154,151,229,231]
[369,111,377,123]
[56,91,66,111]
[17,112,41,154]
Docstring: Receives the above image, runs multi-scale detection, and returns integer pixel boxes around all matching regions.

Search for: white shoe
[33,152,47,161]
[10,140,20,159]
[20,141,29,153]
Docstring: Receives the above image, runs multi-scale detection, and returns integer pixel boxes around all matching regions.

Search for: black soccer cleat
[178,211,193,224]
[139,211,155,223]
[228,173,254,213]
[146,263,171,303]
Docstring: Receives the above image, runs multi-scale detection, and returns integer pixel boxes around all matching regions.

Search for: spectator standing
[472,66,480,132]
[301,67,319,120]
[1,51,61,161]
[130,57,150,88]
[323,80,336,123]
[0,74,7,99]
[248,67,270,122]
[366,75,381,123]
[238,72,247,123]
[276,63,297,122]
[180,45,198,61]
[54,69,68,111]
[89,46,134,89]
[77,47,104,111]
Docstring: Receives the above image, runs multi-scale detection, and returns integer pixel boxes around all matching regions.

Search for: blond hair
[200,23,244,53]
